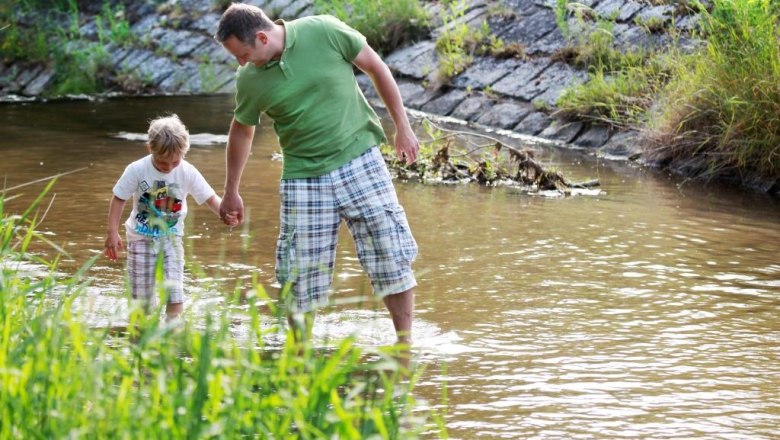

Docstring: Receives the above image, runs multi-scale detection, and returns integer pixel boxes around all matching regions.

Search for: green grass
[553,12,664,128]
[312,0,430,55]
[554,0,780,182]
[0,0,133,95]
[433,1,513,86]
[647,0,780,180]
[555,51,672,129]
[0,185,442,439]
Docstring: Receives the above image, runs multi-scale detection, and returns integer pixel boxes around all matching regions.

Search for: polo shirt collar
[262,19,295,78]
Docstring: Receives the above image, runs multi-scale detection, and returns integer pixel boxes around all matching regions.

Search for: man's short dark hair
[215,3,274,45]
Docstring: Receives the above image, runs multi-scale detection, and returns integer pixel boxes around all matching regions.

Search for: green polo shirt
[233,15,386,179]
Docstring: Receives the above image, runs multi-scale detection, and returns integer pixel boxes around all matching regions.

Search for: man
[214,4,419,352]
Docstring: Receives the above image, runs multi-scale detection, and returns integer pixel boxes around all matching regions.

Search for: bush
[313,0,430,55]
[0,0,132,95]
[553,6,664,127]
[647,0,780,180]
[556,51,672,128]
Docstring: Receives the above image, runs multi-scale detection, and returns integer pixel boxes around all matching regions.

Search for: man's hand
[352,44,419,165]
[220,191,244,226]
[395,125,420,165]
[104,232,124,261]
[223,211,240,227]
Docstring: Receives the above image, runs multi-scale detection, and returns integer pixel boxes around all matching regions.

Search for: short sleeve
[185,163,217,205]
[234,69,262,127]
[112,163,138,200]
[322,16,367,62]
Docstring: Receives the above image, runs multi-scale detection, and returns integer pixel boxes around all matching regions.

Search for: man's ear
[256,30,268,44]
[146,143,152,154]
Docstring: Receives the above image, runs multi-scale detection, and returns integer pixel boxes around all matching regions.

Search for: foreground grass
[0,187,439,439]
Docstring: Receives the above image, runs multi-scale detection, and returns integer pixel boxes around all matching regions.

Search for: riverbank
[1,0,777,193]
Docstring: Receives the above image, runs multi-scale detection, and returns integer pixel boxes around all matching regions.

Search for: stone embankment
[1,0,694,161]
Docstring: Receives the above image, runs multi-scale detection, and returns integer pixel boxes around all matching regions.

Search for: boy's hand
[223,211,240,228]
[104,232,124,261]
[220,192,244,226]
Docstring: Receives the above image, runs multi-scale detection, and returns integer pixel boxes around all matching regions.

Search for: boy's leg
[162,236,185,321]
[127,239,158,312]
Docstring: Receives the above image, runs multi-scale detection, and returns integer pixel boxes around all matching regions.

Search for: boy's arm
[206,194,238,226]
[352,44,419,165]
[104,195,127,261]
[205,194,224,217]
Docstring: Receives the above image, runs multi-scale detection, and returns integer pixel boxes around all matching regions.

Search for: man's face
[222,34,268,67]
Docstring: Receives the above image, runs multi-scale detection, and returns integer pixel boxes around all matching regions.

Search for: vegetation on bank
[2,0,517,95]
[431,0,523,87]
[312,0,430,56]
[0,186,440,439]
[0,0,134,95]
[4,0,777,187]
[554,0,780,184]
[310,0,523,86]
[648,0,780,181]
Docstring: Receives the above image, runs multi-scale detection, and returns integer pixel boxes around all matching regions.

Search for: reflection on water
[2,96,780,439]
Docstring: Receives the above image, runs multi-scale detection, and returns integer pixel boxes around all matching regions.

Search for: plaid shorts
[127,235,185,307]
[276,146,418,312]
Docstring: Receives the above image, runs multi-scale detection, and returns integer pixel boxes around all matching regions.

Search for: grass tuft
[0,187,442,439]
[646,0,780,181]
[313,0,430,56]
[0,0,134,96]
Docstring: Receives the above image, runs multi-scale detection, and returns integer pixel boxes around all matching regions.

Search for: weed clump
[312,0,430,56]
[646,0,780,182]
[0,185,439,438]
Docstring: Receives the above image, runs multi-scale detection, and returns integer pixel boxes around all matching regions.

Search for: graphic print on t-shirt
[134,179,183,237]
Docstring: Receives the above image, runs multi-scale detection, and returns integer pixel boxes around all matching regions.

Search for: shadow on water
[2,95,780,439]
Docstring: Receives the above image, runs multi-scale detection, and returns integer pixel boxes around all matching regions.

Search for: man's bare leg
[288,312,315,344]
[165,302,183,322]
[383,288,414,369]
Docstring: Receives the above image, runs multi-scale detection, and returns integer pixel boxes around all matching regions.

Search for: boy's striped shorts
[127,235,185,307]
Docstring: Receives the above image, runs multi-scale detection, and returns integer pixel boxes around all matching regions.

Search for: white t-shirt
[113,155,216,242]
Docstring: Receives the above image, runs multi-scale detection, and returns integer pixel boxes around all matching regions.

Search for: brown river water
[2,95,779,439]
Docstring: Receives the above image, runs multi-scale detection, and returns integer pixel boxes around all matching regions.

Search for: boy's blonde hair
[147,114,190,157]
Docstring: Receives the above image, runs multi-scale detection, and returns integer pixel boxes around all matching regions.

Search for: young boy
[104,114,235,320]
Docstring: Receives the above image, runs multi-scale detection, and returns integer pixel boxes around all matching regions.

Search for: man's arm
[352,44,419,164]
[221,117,256,225]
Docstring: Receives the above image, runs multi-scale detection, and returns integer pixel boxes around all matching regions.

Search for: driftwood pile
[382,120,599,194]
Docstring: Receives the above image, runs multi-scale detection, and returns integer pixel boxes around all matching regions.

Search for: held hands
[220,191,244,226]
[223,211,240,227]
[395,125,420,165]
